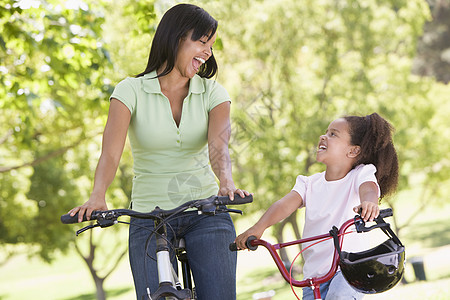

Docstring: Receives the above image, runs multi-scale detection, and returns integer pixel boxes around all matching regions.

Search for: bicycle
[61,194,253,300]
[230,208,405,299]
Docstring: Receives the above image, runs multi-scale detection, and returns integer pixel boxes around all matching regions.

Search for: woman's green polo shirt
[110,71,230,211]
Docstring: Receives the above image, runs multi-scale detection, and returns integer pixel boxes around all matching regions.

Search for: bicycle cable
[288,230,356,300]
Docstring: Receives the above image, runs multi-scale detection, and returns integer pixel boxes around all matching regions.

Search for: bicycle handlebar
[229,235,258,251]
[228,208,395,289]
[229,208,393,252]
[61,194,253,225]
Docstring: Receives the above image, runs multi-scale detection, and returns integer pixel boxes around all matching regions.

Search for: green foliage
[0,0,114,260]
[102,0,157,76]
[1,0,449,274]
[212,0,449,225]
[26,154,81,261]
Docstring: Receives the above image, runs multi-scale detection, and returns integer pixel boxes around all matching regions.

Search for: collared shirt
[110,71,230,211]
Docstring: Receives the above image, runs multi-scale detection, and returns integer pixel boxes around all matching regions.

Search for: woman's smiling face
[175,30,216,79]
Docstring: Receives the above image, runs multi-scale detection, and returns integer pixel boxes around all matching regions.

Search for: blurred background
[1,0,449,299]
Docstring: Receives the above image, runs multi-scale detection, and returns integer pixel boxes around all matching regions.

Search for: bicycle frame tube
[250,218,355,292]
[176,239,193,292]
[154,220,174,284]
[151,220,192,300]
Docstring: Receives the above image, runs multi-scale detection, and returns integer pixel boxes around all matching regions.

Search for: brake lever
[198,204,243,215]
[222,208,243,215]
[75,217,117,236]
[354,217,391,233]
[76,223,100,236]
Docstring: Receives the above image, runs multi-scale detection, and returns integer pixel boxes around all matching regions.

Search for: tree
[2,0,449,296]
[0,0,135,298]
[1,0,112,259]
[208,0,450,265]
[413,0,450,83]
[0,0,162,297]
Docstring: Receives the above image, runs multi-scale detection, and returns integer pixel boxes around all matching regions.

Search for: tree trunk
[74,230,108,300]
[94,277,106,300]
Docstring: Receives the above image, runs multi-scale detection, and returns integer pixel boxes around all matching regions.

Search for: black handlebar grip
[61,212,97,224]
[61,213,82,224]
[216,194,253,205]
[378,208,393,218]
[357,207,393,219]
[245,235,258,250]
[229,235,258,252]
[229,242,239,251]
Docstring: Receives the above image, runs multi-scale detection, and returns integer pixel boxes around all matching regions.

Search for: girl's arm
[235,191,303,249]
[354,181,380,222]
[69,99,131,222]
[208,101,249,200]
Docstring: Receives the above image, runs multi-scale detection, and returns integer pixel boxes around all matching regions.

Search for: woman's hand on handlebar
[218,180,251,201]
[68,192,108,223]
[234,225,264,250]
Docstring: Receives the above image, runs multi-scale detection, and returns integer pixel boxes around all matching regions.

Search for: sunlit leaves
[214,0,449,217]
[0,0,114,259]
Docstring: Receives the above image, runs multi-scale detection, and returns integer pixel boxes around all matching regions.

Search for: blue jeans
[128,211,237,300]
[302,271,364,300]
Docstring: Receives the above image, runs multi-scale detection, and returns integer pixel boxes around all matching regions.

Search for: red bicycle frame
[249,217,357,299]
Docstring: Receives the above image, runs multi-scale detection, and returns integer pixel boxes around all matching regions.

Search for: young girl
[235,113,399,299]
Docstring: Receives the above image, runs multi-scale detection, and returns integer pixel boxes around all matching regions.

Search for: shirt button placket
[176,129,181,146]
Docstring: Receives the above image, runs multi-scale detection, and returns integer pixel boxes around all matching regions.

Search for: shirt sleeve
[109,77,137,113]
[292,175,308,207]
[208,81,231,112]
[355,164,381,198]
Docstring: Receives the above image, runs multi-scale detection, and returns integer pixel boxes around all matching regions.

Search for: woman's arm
[208,101,248,200]
[69,99,131,222]
[235,191,303,249]
[354,181,380,222]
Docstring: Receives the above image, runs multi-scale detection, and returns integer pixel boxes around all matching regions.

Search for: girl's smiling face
[316,118,360,166]
[175,30,216,79]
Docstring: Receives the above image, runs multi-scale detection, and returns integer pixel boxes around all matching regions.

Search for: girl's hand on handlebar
[353,201,379,222]
[68,193,108,223]
[235,226,263,250]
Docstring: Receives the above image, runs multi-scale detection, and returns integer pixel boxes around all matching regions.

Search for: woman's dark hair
[136,4,218,79]
[344,113,399,199]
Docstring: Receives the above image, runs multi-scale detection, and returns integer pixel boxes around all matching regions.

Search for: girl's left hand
[353,201,380,222]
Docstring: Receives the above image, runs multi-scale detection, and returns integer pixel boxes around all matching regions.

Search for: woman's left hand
[218,182,251,201]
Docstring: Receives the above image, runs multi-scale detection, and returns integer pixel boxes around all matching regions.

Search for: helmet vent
[388,266,396,274]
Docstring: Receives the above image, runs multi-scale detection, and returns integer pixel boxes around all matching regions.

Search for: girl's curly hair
[344,113,399,199]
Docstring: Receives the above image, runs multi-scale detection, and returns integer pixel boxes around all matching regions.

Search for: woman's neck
[156,64,189,92]
[158,71,189,93]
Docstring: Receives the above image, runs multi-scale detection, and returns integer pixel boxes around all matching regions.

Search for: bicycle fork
[148,220,192,300]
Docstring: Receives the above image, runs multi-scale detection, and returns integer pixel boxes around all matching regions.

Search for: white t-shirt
[292,164,380,279]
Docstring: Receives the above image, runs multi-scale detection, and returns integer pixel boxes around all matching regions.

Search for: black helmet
[330,209,405,294]
[338,237,405,294]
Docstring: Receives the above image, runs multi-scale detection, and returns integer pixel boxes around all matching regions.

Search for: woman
[69,4,249,299]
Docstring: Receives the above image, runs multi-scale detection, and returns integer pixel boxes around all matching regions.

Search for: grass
[1,200,450,300]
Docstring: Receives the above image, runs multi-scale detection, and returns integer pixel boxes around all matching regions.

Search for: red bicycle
[230,208,405,299]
